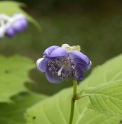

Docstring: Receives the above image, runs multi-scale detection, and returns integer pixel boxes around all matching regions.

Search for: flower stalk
[69,80,77,124]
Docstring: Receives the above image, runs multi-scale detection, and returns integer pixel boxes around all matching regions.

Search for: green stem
[69,80,77,124]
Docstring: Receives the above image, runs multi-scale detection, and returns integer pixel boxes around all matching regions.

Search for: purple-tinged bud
[5,26,16,37]
[12,19,28,33]
[4,13,28,37]
[12,14,28,32]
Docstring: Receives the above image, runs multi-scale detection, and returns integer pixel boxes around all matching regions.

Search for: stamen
[57,65,64,76]
[47,56,76,80]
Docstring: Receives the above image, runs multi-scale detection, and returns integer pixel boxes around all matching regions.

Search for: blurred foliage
[0,92,46,124]
[0,55,35,102]
[2,0,122,15]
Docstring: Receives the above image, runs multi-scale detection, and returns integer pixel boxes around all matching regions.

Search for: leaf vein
[57,95,67,124]
[75,107,87,124]
[99,116,115,124]
[42,103,52,124]
[100,95,116,113]
[75,102,80,115]
[110,71,122,81]
[88,91,122,103]
[84,113,102,124]
[90,95,104,111]
[109,98,122,111]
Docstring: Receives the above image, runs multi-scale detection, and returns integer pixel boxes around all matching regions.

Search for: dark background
[0,0,122,95]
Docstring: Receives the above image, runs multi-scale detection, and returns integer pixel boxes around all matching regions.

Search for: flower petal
[38,58,49,72]
[69,51,91,70]
[43,46,60,57]
[73,57,90,70]
[70,51,90,64]
[5,27,16,37]
[46,70,63,83]
[13,19,28,32]
[73,67,84,82]
[12,14,25,19]
[49,47,68,57]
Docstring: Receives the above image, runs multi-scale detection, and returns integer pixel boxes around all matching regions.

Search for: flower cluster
[0,13,28,38]
[36,44,92,83]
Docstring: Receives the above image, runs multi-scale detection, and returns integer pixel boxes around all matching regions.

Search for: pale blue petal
[70,51,90,64]
[69,51,91,70]
[13,19,28,32]
[73,67,84,82]
[43,46,60,57]
[46,70,63,83]
[38,58,49,72]
[49,47,68,57]
[6,27,16,37]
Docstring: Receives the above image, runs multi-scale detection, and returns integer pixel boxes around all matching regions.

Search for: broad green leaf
[0,92,47,124]
[25,88,85,124]
[25,54,122,124]
[86,80,122,115]
[25,89,121,124]
[75,108,121,124]
[0,1,41,30]
[0,55,35,102]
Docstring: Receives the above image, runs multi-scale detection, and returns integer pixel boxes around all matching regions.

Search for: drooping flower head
[36,44,92,83]
[0,13,28,38]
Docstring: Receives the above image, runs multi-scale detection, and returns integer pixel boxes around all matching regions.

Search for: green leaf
[25,89,121,124]
[86,80,122,115]
[0,1,41,30]
[0,92,46,124]
[75,108,121,124]
[81,54,122,115]
[0,55,35,102]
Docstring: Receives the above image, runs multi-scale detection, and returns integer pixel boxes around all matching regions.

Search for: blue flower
[0,14,28,38]
[37,44,91,83]
[5,14,28,37]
